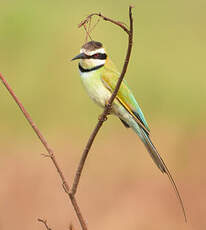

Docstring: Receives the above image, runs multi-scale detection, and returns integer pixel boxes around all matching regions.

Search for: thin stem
[0,73,88,230]
[0,6,134,230]
[78,12,130,35]
[71,6,134,196]
[37,219,52,230]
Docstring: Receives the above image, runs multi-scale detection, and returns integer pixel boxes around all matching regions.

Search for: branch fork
[0,6,134,230]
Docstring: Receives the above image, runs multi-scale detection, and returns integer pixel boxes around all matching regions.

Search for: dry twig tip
[38,218,52,230]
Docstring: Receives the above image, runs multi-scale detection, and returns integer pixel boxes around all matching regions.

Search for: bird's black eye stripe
[93,53,107,59]
[86,53,107,60]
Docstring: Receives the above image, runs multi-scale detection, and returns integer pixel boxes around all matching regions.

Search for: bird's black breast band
[78,63,104,72]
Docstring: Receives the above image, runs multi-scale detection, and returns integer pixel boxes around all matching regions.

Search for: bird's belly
[80,72,111,108]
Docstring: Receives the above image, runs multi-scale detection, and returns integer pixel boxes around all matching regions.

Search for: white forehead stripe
[80,48,105,56]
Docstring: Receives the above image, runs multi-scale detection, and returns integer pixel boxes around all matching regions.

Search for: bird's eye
[93,53,99,59]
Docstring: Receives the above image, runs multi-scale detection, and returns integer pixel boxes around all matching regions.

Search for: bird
[72,40,186,221]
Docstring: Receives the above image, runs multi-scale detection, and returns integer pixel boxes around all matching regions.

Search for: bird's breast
[80,71,111,108]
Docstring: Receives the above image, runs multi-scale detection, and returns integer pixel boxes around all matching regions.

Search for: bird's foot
[105,101,112,115]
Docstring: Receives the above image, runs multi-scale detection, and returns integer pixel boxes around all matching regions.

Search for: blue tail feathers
[131,122,187,222]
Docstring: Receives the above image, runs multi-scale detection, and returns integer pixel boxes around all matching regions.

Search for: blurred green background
[0,0,206,230]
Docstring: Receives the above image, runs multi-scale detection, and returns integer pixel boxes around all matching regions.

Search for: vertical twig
[70,6,134,196]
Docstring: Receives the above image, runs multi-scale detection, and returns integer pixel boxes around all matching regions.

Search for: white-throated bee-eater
[72,40,186,221]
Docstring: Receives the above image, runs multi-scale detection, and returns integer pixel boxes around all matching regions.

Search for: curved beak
[71,53,86,61]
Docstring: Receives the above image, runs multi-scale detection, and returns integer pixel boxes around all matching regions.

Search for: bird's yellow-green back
[102,57,150,132]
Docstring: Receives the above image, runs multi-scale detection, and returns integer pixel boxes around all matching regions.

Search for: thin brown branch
[83,23,92,42]
[0,73,88,230]
[71,6,134,196]
[38,218,52,230]
[89,17,100,35]
[0,6,134,230]
[78,12,130,35]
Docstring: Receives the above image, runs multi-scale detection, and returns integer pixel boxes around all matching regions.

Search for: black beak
[71,53,86,61]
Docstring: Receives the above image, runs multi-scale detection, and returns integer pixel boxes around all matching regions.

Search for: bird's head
[72,41,107,70]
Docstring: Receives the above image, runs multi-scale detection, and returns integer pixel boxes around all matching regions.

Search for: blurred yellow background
[0,0,206,229]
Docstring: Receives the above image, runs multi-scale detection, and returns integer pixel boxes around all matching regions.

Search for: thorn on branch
[41,153,52,158]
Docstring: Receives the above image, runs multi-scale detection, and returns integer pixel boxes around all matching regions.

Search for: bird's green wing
[101,65,150,134]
